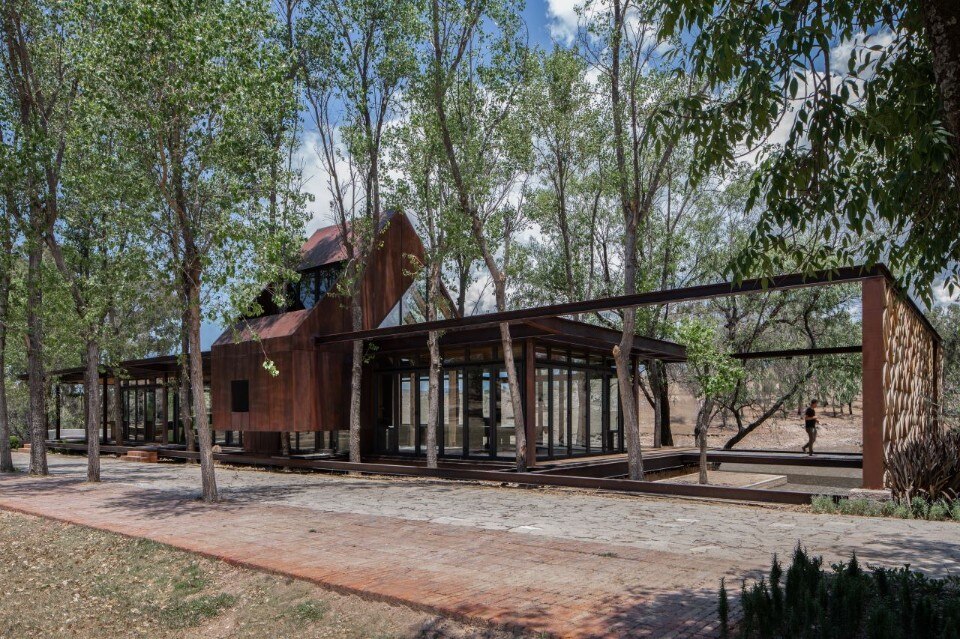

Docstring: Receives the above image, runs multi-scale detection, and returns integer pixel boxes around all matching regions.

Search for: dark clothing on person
[802,406,818,454]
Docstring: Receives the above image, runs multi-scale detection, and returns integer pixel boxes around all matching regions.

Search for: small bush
[886,427,960,502]
[734,546,960,638]
[9,435,20,450]
[811,495,836,513]
[719,578,729,639]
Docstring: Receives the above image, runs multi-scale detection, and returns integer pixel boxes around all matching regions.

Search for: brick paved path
[3,452,960,638]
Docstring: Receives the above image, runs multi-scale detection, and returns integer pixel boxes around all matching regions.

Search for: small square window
[231,380,249,413]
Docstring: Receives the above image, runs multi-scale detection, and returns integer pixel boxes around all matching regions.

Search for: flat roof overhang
[369,316,688,362]
[313,263,941,348]
[43,351,212,385]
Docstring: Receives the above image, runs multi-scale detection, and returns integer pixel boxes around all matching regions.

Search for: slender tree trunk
[648,360,674,447]
[25,237,48,475]
[84,338,101,482]
[179,309,195,455]
[697,398,713,485]
[348,298,363,463]
[610,0,643,480]
[425,259,442,469]
[113,373,123,445]
[426,329,440,468]
[0,253,12,472]
[498,321,527,472]
[186,266,217,502]
[0,228,12,471]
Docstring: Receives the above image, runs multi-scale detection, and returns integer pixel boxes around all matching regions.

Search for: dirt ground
[640,392,863,453]
[0,510,522,639]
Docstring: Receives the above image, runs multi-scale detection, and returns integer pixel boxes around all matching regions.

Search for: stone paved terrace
[2,452,960,638]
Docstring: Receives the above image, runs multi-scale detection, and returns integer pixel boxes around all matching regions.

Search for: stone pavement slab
[2,452,959,638]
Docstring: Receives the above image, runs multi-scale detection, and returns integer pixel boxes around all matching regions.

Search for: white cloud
[545,0,583,44]
[294,130,337,235]
[933,280,960,306]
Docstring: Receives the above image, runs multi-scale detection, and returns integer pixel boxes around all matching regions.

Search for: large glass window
[443,370,464,455]
[552,368,568,455]
[398,373,416,453]
[418,374,430,456]
[570,370,588,455]
[496,371,516,458]
[590,376,604,452]
[535,369,550,457]
[373,346,621,460]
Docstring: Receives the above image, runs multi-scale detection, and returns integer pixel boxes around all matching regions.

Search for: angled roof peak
[299,210,400,272]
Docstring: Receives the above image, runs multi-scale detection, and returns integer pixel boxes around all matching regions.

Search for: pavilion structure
[44,213,941,496]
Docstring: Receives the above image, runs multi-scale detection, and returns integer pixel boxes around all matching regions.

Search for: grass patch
[157,593,237,629]
[172,561,208,595]
[290,599,329,622]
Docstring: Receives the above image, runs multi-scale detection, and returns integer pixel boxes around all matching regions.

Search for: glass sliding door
[552,368,568,455]
[495,370,517,459]
[535,368,550,457]
[418,374,429,456]
[589,375,604,452]
[442,370,464,456]
[608,376,622,452]
[570,369,588,455]
[398,373,416,453]
[466,368,491,457]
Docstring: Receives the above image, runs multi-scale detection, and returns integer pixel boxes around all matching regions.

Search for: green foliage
[673,319,744,401]
[657,0,959,296]
[736,546,960,638]
[8,435,20,450]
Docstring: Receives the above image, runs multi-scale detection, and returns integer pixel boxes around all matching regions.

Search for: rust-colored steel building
[44,213,941,491]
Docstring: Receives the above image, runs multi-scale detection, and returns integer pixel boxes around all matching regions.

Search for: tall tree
[0,207,16,472]
[44,113,157,481]
[0,0,85,475]
[579,0,690,477]
[427,0,534,471]
[298,0,420,463]
[91,0,295,501]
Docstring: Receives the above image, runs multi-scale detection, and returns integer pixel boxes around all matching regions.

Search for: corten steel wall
[210,213,424,435]
[862,276,942,489]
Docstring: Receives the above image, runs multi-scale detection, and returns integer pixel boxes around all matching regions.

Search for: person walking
[801,399,819,455]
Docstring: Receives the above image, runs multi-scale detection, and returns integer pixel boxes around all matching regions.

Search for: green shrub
[719,578,729,639]
[733,546,960,638]
[9,435,20,450]
[929,501,952,521]
[811,495,836,513]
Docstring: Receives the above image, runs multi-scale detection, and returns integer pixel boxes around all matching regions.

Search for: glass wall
[373,344,623,460]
